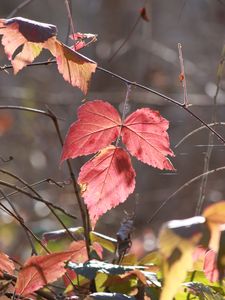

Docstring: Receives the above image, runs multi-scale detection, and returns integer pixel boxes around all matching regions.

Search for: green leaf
[90,231,117,253]
[67,260,146,280]
[138,251,161,266]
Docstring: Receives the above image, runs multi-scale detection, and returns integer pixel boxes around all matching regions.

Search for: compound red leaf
[78,146,136,226]
[15,251,74,296]
[121,108,175,170]
[45,39,97,94]
[0,252,15,276]
[0,17,56,73]
[61,100,121,162]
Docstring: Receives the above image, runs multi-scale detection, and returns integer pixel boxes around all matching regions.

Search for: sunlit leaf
[67,260,146,280]
[0,252,15,276]
[61,100,121,162]
[78,146,136,226]
[45,38,96,94]
[122,108,175,170]
[158,216,206,300]
[15,251,74,296]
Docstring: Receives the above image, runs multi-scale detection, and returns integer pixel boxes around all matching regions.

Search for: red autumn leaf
[203,249,219,282]
[121,108,175,170]
[70,32,97,51]
[45,38,96,94]
[61,100,121,162]
[0,17,96,94]
[0,17,56,73]
[0,252,15,276]
[78,145,136,226]
[15,251,74,296]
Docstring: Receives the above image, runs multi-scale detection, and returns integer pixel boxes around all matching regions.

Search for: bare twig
[175,122,225,148]
[46,107,91,258]
[0,189,49,253]
[195,45,225,215]
[0,169,76,241]
[178,43,188,107]
[148,165,225,223]
[7,0,34,18]
[0,188,38,255]
[0,179,76,220]
[0,177,76,219]
[116,84,131,147]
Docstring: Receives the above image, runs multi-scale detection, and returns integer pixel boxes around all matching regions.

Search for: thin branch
[0,178,76,219]
[148,165,225,223]
[175,122,225,148]
[178,43,188,107]
[0,188,38,255]
[0,169,76,241]
[116,84,131,147]
[108,0,148,62]
[0,179,76,220]
[0,190,49,253]
[7,0,34,18]
[1,59,225,145]
[46,107,91,258]
[195,45,225,215]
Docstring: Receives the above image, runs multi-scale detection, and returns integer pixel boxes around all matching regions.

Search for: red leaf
[15,251,74,296]
[61,100,121,162]
[121,108,175,170]
[45,39,97,94]
[78,146,136,226]
[0,252,15,276]
[0,17,56,73]
[203,249,219,282]
[0,17,96,93]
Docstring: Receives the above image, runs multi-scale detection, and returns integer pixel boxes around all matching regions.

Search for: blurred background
[0,0,225,259]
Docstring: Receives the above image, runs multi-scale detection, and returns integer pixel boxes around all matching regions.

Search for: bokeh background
[0,0,225,259]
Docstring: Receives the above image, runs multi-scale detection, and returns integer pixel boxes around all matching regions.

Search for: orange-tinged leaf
[0,17,56,73]
[15,251,74,296]
[122,108,175,170]
[202,201,225,252]
[61,100,121,162]
[78,146,136,226]
[203,201,225,224]
[45,39,97,94]
[0,252,15,276]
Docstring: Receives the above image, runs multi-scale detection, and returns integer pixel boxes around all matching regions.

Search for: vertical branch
[195,45,225,215]
[116,84,132,147]
[47,108,91,258]
[178,43,188,107]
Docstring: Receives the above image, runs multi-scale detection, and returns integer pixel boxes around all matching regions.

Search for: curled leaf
[0,17,56,73]
[45,39,97,94]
